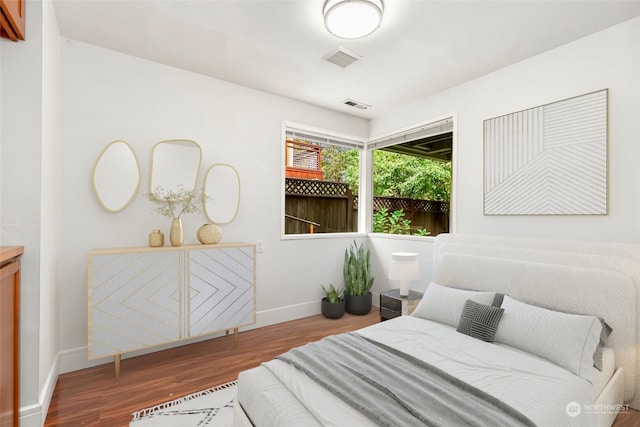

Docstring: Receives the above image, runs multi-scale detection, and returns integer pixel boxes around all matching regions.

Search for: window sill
[281,232,366,241]
[367,232,437,242]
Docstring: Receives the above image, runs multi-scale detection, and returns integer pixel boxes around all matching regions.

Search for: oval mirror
[204,164,241,224]
[150,140,202,196]
[92,140,140,212]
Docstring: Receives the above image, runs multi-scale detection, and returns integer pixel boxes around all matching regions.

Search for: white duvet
[258,316,601,427]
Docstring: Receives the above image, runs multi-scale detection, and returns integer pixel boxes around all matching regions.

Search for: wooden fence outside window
[284,178,449,235]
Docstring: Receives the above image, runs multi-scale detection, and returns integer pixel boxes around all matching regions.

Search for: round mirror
[150,140,202,195]
[92,140,140,212]
[204,164,241,224]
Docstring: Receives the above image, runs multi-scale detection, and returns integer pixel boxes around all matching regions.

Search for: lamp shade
[323,0,384,39]
[388,252,420,281]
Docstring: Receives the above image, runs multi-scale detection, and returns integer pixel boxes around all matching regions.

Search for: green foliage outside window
[304,141,450,236]
[373,207,430,236]
[320,146,450,201]
[373,150,451,200]
[321,145,360,191]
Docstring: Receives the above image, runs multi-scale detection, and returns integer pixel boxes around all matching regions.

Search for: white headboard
[433,234,639,406]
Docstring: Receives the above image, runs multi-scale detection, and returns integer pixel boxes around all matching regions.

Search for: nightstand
[379,289,423,321]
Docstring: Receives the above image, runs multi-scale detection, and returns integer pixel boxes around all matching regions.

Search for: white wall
[4,7,639,423]
[0,1,61,425]
[368,17,640,294]
[58,39,369,371]
[0,11,43,412]
[38,0,60,421]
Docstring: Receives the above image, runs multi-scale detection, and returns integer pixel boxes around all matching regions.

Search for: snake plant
[343,240,375,296]
[322,283,344,303]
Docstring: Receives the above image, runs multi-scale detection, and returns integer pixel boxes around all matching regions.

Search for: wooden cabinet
[0,0,25,41]
[0,246,22,427]
[88,243,256,375]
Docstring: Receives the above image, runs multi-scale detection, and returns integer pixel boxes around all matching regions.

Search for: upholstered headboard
[433,234,640,406]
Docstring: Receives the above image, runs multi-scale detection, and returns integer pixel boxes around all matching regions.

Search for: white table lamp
[388,252,420,297]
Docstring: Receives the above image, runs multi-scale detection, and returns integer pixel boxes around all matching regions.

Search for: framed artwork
[483,89,608,215]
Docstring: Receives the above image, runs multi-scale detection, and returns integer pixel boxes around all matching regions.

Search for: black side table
[380,289,424,321]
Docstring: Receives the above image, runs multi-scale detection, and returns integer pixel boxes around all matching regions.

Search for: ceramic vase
[149,229,164,247]
[170,218,184,247]
[197,223,223,244]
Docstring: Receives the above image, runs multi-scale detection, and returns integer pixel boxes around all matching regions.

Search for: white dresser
[88,242,255,375]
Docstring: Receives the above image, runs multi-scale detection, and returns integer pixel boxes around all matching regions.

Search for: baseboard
[59,300,325,374]
[20,354,59,427]
[245,300,321,331]
[59,296,381,375]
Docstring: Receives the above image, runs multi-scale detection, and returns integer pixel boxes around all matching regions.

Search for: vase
[169,218,183,247]
[148,229,164,247]
[197,223,223,244]
[345,292,372,315]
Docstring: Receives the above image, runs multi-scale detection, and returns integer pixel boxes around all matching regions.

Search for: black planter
[321,298,346,319]
[345,292,372,315]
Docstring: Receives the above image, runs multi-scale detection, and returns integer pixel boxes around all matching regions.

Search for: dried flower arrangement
[145,186,208,219]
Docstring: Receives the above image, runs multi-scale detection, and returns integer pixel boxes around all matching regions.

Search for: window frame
[280,115,457,241]
[366,114,457,240]
[281,121,367,240]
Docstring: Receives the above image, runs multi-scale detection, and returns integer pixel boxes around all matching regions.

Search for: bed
[234,234,640,426]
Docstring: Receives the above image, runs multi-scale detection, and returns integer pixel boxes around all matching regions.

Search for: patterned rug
[130,381,236,427]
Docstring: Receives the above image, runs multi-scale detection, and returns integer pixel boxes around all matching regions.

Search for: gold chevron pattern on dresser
[89,251,182,358]
[88,244,256,360]
[188,247,254,336]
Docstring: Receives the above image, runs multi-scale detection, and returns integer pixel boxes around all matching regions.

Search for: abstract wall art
[483,89,608,215]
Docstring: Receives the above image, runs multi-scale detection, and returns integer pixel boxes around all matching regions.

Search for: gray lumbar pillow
[457,299,504,342]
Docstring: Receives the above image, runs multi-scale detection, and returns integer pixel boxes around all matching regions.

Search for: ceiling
[52,0,640,119]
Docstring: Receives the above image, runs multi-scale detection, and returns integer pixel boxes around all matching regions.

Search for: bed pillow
[494,296,602,383]
[497,298,612,371]
[456,299,504,342]
[594,320,612,371]
[538,305,612,369]
[491,293,505,307]
[411,282,496,327]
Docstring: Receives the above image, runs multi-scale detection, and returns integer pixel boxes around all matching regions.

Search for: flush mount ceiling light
[323,0,384,39]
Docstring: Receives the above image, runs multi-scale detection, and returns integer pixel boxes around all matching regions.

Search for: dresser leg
[225,329,229,336]
[114,354,121,378]
[234,328,239,347]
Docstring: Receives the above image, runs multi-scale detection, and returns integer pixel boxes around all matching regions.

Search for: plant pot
[321,298,345,319]
[345,292,372,315]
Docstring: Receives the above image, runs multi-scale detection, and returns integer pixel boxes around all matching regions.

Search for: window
[368,118,453,237]
[282,123,364,236]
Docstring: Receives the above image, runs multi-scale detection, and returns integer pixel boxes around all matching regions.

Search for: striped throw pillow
[457,299,504,342]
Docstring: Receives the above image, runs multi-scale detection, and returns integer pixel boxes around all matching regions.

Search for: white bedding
[241,316,607,427]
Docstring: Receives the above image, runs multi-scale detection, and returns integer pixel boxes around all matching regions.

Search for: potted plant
[321,284,345,319]
[343,240,375,315]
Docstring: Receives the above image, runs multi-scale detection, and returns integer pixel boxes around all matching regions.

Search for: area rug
[130,380,236,427]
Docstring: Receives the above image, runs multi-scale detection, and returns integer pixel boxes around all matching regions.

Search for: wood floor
[44,311,379,426]
[45,310,640,426]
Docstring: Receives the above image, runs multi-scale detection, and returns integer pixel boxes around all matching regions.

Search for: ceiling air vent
[322,47,362,68]
[342,99,371,110]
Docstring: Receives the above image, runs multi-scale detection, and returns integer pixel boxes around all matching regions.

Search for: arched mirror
[150,140,202,196]
[92,140,140,212]
[204,164,241,224]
